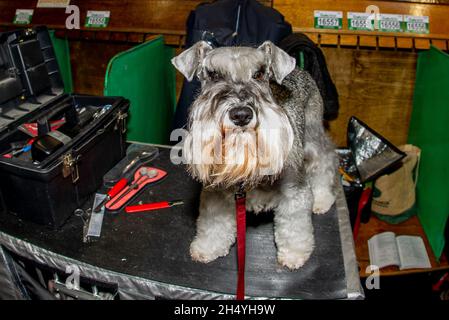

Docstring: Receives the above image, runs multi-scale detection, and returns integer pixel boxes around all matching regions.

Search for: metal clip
[235,183,246,200]
[115,111,128,134]
[62,153,80,183]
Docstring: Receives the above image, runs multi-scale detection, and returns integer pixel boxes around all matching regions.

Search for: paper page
[368,232,401,268]
[396,235,431,270]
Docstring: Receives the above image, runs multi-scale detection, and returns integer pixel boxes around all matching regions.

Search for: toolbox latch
[115,111,128,134]
[7,67,19,78]
[62,153,81,184]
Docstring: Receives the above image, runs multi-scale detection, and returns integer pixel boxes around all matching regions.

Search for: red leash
[235,186,247,300]
[353,183,373,240]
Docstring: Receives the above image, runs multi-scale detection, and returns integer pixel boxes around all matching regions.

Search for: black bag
[279,33,339,121]
[173,0,292,130]
[0,26,129,228]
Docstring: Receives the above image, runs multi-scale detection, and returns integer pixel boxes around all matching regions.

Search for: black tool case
[0,26,129,228]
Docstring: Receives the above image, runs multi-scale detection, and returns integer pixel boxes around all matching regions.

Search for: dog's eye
[207,70,222,81]
[252,70,265,81]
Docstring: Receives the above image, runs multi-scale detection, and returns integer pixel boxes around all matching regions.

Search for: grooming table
[0,146,363,300]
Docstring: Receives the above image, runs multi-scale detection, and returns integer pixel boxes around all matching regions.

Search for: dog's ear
[258,41,296,84]
[171,41,213,82]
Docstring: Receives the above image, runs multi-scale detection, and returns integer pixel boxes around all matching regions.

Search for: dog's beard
[183,107,294,189]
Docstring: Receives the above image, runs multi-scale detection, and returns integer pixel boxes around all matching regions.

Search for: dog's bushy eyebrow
[206,68,225,81]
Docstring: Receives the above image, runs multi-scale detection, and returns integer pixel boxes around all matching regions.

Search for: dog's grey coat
[271,66,337,183]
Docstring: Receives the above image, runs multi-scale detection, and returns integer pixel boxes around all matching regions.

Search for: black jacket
[279,33,339,120]
[173,0,292,130]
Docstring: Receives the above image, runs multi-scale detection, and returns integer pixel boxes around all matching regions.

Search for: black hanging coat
[172,0,292,130]
[279,33,340,120]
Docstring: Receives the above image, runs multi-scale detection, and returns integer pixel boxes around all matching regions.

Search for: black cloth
[0,149,348,299]
[279,33,340,121]
[173,0,292,130]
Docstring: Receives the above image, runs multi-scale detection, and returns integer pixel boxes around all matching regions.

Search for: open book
[368,232,431,270]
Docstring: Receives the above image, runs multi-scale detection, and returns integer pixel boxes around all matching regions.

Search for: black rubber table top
[0,149,347,299]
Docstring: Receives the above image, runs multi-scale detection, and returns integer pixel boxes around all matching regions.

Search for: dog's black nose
[229,106,253,127]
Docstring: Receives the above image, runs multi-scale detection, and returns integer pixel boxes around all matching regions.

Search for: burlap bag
[371,145,421,222]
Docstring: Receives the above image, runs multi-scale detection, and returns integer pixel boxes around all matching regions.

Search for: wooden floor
[356,215,449,277]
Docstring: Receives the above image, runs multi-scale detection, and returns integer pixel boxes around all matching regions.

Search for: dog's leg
[274,178,314,270]
[304,87,337,215]
[305,139,337,214]
[190,190,236,263]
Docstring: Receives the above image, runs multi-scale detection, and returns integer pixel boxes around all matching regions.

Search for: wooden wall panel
[274,0,449,37]
[0,0,272,32]
[322,47,417,147]
[0,1,199,31]
[69,41,132,95]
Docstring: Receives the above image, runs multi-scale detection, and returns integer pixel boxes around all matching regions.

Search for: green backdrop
[104,36,176,144]
[408,45,449,260]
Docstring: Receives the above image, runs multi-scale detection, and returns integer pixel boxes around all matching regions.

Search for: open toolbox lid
[0,26,64,133]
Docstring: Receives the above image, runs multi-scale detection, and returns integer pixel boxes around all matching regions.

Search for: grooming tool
[105,167,167,212]
[93,178,129,213]
[107,168,156,207]
[12,145,32,156]
[2,139,35,158]
[85,193,107,242]
[102,145,159,187]
[125,200,184,213]
[122,150,155,177]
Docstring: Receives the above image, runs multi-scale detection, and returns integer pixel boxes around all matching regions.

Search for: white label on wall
[13,9,34,25]
[378,14,404,32]
[348,12,375,31]
[314,10,343,30]
[85,10,110,28]
[37,0,70,8]
[404,15,429,34]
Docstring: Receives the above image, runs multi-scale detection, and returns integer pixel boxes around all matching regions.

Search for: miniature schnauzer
[171,41,337,270]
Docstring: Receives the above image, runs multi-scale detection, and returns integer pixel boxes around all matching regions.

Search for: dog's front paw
[190,239,230,263]
[312,190,336,215]
[277,246,313,270]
